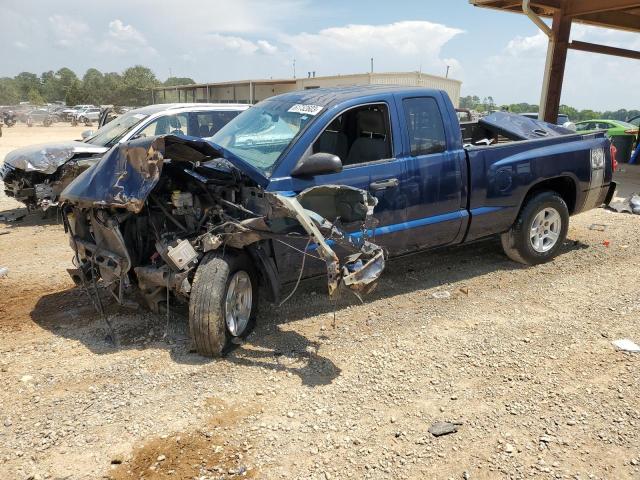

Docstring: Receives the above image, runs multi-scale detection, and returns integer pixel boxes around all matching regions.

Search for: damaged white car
[0,103,248,211]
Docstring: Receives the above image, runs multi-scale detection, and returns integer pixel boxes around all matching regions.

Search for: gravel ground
[0,125,639,480]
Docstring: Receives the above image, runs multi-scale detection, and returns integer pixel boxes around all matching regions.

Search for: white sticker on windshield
[288,104,323,116]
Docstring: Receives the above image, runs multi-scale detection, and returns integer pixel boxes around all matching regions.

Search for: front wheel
[188,252,257,357]
[501,191,569,265]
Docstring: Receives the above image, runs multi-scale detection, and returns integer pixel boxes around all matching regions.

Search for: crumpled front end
[1,141,107,210]
[61,135,385,312]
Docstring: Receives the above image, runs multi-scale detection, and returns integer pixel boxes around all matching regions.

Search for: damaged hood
[60,135,268,213]
[479,112,575,140]
[1,141,108,176]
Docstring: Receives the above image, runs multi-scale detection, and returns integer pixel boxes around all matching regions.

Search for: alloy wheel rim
[224,271,252,337]
[530,207,561,253]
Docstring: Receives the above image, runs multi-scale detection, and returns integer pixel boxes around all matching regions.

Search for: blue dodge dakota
[60,86,616,356]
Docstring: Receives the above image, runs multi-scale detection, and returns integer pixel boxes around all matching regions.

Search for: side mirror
[291,152,343,177]
[81,130,94,140]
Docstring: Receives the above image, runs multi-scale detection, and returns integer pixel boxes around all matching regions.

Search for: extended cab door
[394,94,467,249]
[299,99,412,253]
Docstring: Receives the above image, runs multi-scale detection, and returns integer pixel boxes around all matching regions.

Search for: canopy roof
[470,0,640,33]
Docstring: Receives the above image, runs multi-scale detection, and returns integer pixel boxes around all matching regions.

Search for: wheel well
[524,177,577,214]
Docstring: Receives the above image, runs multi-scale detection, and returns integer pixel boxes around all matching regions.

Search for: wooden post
[540,10,572,123]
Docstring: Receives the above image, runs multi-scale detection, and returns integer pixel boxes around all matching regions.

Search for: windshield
[210,99,322,175]
[85,111,148,147]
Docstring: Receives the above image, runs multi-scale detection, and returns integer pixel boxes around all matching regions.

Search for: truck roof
[266,85,443,108]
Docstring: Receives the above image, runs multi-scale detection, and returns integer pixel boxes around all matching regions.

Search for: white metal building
[295,72,461,106]
[152,71,462,107]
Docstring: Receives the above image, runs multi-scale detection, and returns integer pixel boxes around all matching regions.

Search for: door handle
[370,178,399,191]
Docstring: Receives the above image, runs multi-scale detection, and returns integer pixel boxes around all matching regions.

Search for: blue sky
[2,0,639,110]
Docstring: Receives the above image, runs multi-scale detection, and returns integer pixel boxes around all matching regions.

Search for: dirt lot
[1,124,639,480]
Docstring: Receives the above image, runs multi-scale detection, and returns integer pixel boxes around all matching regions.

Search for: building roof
[470,0,640,32]
[153,79,296,91]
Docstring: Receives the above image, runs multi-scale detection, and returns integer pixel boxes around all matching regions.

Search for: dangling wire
[278,238,311,307]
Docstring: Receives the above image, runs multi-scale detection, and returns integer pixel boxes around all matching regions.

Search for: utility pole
[370,57,374,73]
[293,58,296,79]
[446,65,450,78]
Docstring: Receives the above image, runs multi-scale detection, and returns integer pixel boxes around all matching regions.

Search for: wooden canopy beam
[572,10,640,31]
[565,0,640,17]
[569,40,640,60]
[540,9,572,124]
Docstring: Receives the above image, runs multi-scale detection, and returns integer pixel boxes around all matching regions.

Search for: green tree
[164,77,195,87]
[41,70,64,102]
[65,80,85,106]
[14,72,41,101]
[0,78,20,104]
[101,72,124,105]
[118,65,160,106]
[82,68,105,104]
[27,88,45,105]
[55,67,79,101]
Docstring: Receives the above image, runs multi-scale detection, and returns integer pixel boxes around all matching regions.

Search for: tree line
[459,95,639,123]
[0,66,195,107]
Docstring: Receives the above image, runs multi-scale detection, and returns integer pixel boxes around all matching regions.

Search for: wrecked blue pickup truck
[60,86,616,357]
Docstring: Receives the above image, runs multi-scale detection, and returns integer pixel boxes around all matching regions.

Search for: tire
[43,117,51,127]
[501,191,569,265]
[189,252,258,357]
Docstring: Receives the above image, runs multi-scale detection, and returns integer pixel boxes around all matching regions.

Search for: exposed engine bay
[60,135,385,314]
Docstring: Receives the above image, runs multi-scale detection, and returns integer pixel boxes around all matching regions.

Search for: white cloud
[48,14,90,47]
[257,40,278,55]
[281,21,463,75]
[207,33,277,55]
[479,25,640,110]
[107,19,147,44]
[13,41,28,49]
[96,19,157,56]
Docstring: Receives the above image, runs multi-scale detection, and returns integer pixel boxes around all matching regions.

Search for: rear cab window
[402,97,446,156]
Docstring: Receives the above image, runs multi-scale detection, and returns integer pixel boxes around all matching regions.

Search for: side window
[403,97,446,156]
[190,111,241,137]
[137,113,188,138]
[313,103,392,166]
[575,123,588,132]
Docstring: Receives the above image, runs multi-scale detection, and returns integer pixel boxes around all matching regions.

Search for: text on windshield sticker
[287,104,323,116]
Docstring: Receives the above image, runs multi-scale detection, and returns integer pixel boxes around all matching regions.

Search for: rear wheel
[501,191,569,265]
[188,252,257,357]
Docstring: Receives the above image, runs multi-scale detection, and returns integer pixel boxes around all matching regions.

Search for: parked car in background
[1,103,250,210]
[575,119,639,162]
[25,108,60,126]
[59,86,615,357]
[61,104,96,121]
[72,107,101,125]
